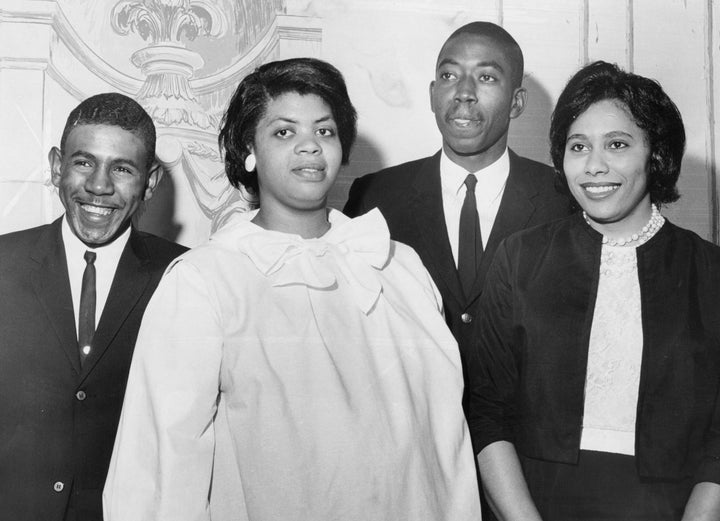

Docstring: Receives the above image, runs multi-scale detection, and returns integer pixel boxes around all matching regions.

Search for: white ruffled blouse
[103,208,480,521]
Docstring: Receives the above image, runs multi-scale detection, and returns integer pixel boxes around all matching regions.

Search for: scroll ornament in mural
[111,0,226,130]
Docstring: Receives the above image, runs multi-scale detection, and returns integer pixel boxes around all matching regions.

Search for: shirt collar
[440,147,510,196]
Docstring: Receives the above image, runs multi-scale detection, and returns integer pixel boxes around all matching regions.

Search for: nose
[454,76,477,103]
[294,132,321,155]
[585,148,609,176]
[85,166,114,195]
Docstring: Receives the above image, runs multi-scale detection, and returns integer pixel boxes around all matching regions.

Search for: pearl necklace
[583,204,665,247]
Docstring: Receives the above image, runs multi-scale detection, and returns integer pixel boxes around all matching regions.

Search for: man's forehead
[437,33,510,65]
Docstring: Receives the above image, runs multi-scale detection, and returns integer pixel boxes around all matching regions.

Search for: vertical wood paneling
[587,0,631,69]
[504,0,581,163]
[708,0,719,243]
[633,0,709,238]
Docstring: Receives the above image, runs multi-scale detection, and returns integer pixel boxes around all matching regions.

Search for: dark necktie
[78,250,97,366]
[458,174,483,294]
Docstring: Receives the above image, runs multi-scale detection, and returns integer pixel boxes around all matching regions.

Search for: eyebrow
[267,114,335,125]
[566,130,636,142]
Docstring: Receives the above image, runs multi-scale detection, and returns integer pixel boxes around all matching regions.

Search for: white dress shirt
[440,148,510,267]
[62,217,130,339]
[104,209,481,521]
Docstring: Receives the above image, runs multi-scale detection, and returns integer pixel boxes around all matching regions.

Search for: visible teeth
[454,119,471,126]
[585,185,618,194]
[82,204,113,215]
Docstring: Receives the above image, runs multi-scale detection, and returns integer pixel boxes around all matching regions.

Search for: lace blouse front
[580,244,643,455]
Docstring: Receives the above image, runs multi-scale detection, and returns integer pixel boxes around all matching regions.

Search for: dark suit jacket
[0,218,187,521]
[344,149,572,370]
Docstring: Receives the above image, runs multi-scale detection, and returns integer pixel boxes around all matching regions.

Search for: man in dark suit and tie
[0,93,187,520]
[345,21,571,371]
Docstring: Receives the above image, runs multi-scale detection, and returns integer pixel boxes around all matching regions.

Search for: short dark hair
[440,21,524,88]
[549,61,685,206]
[61,93,156,169]
[218,57,358,194]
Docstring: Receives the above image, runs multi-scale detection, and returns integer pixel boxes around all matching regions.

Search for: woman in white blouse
[103,57,481,521]
[467,61,720,520]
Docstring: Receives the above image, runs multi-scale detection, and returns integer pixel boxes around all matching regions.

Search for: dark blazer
[0,218,187,521]
[344,149,572,367]
[467,214,720,483]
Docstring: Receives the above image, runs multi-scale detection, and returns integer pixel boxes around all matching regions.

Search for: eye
[113,166,133,175]
[568,143,588,152]
[439,71,457,81]
[478,74,496,83]
[74,159,92,168]
[274,128,295,138]
[608,140,628,150]
[316,127,336,137]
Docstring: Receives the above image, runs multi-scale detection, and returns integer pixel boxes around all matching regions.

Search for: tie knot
[464,174,477,193]
[84,250,96,265]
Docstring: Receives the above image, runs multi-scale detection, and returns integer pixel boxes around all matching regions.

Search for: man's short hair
[60,93,156,169]
[439,21,525,88]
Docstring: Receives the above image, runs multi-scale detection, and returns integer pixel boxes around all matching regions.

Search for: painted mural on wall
[0,0,316,246]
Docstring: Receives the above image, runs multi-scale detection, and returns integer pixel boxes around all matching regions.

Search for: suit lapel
[30,219,82,375]
[80,229,152,378]
[408,152,465,307]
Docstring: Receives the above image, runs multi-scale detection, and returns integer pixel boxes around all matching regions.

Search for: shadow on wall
[508,74,555,165]
[133,167,183,243]
[330,132,386,212]
[665,152,712,240]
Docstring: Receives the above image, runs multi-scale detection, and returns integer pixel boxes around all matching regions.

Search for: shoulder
[347,155,436,194]
[501,214,582,256]
[363,155,436,181]
[508,149,556,177]
[131,230,189,267]
[508,149,573,214]
[0,223,55,265]
[344,154,438,215]
[662,221,720,261]
[0,223,51,249]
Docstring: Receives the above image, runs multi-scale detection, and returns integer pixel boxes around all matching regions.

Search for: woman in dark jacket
[467,61,720,520]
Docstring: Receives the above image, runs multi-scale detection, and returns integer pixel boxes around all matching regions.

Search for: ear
[509,87,527,119]
[49,147,63,188]
[428,81,436,113]
[143,161,163,201]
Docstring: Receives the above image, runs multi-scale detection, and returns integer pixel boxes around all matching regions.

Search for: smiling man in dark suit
[345,21,571,371]
[0,93,187,521]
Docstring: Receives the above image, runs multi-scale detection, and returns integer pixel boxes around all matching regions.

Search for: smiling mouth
[80,203,115,216]
[582,184,620,197]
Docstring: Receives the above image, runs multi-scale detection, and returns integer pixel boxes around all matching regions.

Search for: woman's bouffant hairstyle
[549,61,686,206]
[218,57,358,194]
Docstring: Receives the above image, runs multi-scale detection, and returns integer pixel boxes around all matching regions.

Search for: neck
[586,197,652,240]
[252,205,330,239]
[443,138,507,173]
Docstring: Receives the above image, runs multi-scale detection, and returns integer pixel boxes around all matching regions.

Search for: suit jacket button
[461,313,472,324]
[76,390,87,401]
[53,481,64,492]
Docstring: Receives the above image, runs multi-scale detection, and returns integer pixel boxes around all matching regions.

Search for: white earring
[244,153,256,172]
